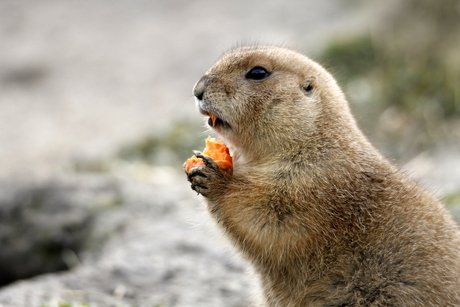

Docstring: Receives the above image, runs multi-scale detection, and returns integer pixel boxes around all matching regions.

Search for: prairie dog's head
[193,46,357,160]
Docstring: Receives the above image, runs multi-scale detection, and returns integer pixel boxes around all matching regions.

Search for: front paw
[186,153,226,197]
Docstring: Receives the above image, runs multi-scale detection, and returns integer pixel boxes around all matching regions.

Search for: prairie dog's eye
[304,84,313,92]
[245,66,270,80]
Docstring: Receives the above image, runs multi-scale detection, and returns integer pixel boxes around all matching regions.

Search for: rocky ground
[0,174,253,307]
[0,1,459,306]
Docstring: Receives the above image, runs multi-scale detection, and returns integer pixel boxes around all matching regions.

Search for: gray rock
[0,175,253,307]
[0,176,121,285]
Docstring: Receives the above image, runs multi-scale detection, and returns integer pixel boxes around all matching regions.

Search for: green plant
[318,34,460,159]
[117,118,204,166]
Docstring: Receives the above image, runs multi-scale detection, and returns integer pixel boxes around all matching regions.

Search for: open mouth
[207,112,230,129]
[197,103,230,129]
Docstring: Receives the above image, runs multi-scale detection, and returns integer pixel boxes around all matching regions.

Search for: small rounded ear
[301,78,315,97]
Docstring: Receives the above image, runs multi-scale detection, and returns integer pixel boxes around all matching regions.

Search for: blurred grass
[318,0,460,160]
[444,191,460,208]
[40,303,88,307]
[116,118,204,167]
[70,118,204,175]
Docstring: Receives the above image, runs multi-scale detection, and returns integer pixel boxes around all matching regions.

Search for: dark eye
[245,66,270,80]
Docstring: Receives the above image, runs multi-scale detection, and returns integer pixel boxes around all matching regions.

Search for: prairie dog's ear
[301,77,315,97]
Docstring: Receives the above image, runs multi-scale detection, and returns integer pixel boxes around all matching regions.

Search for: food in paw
[185,137,233,175]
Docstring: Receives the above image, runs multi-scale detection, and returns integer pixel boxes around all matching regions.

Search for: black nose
[193,76,208,100]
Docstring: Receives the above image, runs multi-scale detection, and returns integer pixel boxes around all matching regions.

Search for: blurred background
[0,0,459,306]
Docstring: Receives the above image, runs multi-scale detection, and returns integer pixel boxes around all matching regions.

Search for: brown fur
[186,46,460,306]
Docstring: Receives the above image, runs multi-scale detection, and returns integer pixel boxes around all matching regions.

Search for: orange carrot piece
[185,137,233,175]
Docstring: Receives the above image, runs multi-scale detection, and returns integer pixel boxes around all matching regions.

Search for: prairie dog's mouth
[206,112,230,130]
[196,102,231,129]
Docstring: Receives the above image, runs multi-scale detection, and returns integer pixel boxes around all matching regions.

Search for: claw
[187,168,207,181]
[185,151,226,197]
[195,153,220,171]
[191,184,208,192]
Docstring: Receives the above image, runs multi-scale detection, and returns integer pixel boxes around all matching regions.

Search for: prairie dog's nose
[193,76,209,101]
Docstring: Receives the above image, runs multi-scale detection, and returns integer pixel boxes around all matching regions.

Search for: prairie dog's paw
[186,153,227,197]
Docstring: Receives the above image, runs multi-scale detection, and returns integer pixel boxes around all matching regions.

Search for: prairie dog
[186,46,460,306]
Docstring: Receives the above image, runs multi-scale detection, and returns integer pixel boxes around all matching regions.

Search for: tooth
[209,114,217,127]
